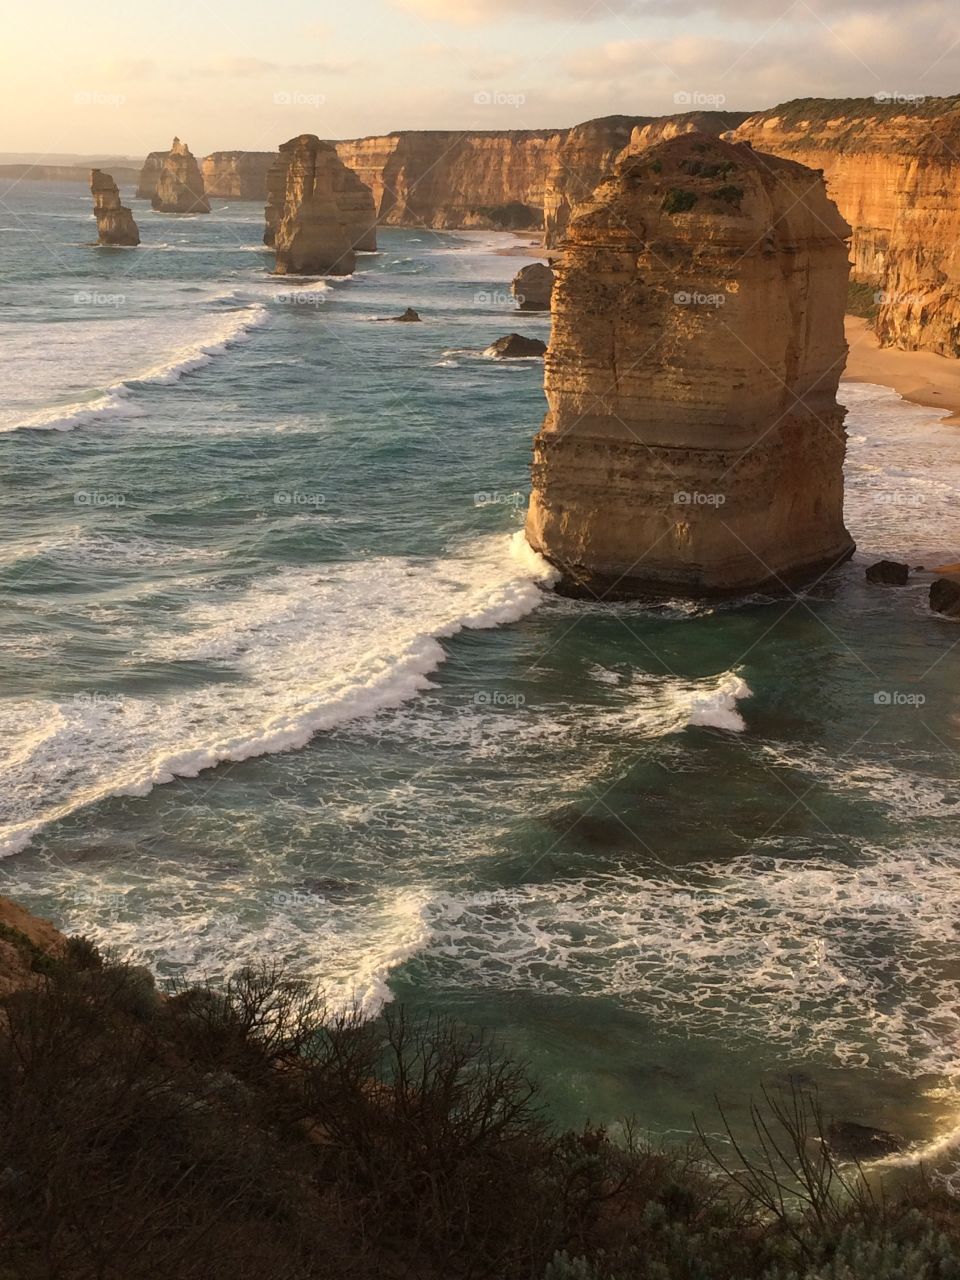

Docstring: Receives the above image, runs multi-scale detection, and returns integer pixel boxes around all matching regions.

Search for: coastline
[843,316,960,425]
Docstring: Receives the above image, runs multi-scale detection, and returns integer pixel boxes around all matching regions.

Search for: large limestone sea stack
[525,132,856,597]
[265,135,377,275]
[151,138,210,214]
[89,169,139,245]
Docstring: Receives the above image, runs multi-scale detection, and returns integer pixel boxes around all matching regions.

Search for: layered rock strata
[525,132,855,597]
[89,169,139,245]
[732,97,960,356]
[201,151,278,200]
[267,135,376,275]
[333,113,752,234]
[150,138,210,214]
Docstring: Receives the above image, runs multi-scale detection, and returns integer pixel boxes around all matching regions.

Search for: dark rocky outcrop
[826,1120,905,1162]
[374,308,421,322]
[486,334,547,358]
[524,132,855,598]
[150,138,210,214]
[89,169,139,245]
[930,576,960,618]
[865,559,909,585]
[512,262,554,311]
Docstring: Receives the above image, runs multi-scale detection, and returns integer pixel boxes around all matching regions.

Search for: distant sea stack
[150,138,210,214]
[201,151,278,201]
[136,151,165,200]
[525,132,855,598]
[512,262,554,311]
[266,135,376,275]
[732,96,960,357]
[89,169,139,246]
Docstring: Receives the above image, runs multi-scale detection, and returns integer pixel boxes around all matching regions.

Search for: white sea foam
[0,533,556,857]
[414,845,960,1080]
[5,304,269,433]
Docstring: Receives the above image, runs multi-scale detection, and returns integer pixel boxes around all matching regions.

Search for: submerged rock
[374,307,421,322]
[150,138,210,214]
[486,333,547,358]
[826,1120,904,1162]
[89,169,139,246]
[266,135,377,275]
[512,262,554,311]
[525,131,855,598]
[865,560,909,585]
[930,576,960,618]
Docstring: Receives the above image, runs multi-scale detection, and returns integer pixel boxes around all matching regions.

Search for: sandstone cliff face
[732,97,960,356]
[335,130,555,229]
[89,169,139,245]
[268,135,376,274]
[150,138,210,214]
[201,151,278,200]
[525,132,855,597]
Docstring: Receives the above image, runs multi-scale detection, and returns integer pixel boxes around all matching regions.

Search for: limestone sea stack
[266,135,376,275]
[151,138,210,214]
[525,132,855,598]
[89,169,139,245]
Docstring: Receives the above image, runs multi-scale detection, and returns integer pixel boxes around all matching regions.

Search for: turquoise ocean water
[1,181,959,1165]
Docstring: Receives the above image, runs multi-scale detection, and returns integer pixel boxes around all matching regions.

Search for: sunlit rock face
[525,132,855,598]
[150,138,210,215]
[90,170,139,246]
[733,98,960,357]
[265,135,376,274]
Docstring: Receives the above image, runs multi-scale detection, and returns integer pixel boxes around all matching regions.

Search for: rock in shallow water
[826,1119,905,1162]
[930,576,960,618]
[865,559,910,585]
[486,334,547,358]
[512,262,554,311]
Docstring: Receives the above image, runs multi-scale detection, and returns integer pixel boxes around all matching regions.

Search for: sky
[2,0,959,156]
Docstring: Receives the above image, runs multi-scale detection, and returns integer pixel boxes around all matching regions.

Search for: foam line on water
[0,533,557,857]
[6,304,269,433]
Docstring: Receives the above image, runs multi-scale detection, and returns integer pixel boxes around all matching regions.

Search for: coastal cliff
[333,113,751,235]
[268,134,376,274]
[525,132,855,597]
[732,97,960,356]
[543,111,752,247]
[89,169,139,245]
[201,150,278,200]
[151,138,210,214]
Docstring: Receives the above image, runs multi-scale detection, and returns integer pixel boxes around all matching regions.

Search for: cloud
[196,56,353,78]
[392,0,957,23]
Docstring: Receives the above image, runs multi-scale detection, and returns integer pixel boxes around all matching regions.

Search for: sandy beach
[844,316,960,425]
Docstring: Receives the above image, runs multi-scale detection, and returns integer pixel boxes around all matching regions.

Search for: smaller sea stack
[89,169,139,245]
[151,138,210,214]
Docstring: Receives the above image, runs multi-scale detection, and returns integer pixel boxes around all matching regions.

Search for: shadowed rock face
[525,131,855,599]
[265,135,376,275]
[201,151,277,200]
[151,138,210,214]
[89,169,139,245]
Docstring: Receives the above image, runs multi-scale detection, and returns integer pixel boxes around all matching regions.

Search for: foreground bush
[0,944,957,1279]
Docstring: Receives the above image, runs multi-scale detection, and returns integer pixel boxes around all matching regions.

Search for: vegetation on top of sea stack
[0,939,959,1279]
